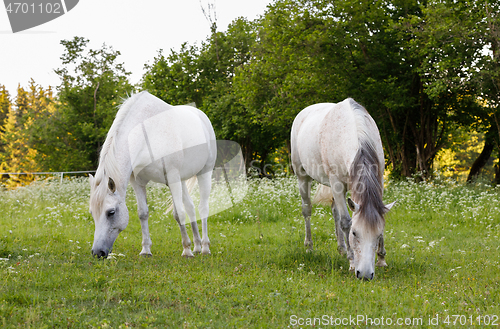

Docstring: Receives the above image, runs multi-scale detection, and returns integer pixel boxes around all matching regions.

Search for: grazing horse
[89,91,216,258]
[291,99,395,280]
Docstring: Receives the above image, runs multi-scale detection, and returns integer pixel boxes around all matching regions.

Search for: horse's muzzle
[92,248,109,258]
[356,270,374,281]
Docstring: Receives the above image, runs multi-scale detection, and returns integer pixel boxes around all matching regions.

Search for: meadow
[0,175,499,328]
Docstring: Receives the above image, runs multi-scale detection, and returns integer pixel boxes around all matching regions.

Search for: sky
[0,0,273,97]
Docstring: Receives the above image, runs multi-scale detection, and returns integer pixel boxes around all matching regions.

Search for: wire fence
[0,171,95,183]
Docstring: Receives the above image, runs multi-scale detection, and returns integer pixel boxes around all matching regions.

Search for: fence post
[60,172,63,184]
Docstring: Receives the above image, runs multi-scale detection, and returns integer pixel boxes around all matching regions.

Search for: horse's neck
[115,134,133,195]
[100,132,133,197]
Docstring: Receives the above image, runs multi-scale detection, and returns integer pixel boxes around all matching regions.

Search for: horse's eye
[107,209,115,217]
[352,231,356,237]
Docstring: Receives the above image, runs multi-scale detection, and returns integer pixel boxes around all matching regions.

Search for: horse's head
[89,174,129,258]
[348,198,396,280]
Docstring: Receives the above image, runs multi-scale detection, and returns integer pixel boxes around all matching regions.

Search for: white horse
[291,98,395,280]
[89,91,216,258]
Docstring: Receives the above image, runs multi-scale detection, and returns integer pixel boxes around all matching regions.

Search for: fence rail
[0,171,95,183]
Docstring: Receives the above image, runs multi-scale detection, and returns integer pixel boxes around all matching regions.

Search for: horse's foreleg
[169,175,193,258]
[339,211,354,270]
[331,202,347,256]
[181,180,202,254]
[298,174,313,251]
[341,213,355,271]
[197,172,212,255]
[376,235,387,267]
[131,179,152,256]
[331,181,354,270]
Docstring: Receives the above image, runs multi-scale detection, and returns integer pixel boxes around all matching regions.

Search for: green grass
[0,176,499,328]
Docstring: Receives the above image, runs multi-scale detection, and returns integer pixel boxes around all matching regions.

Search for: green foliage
[2,1,498,179]
[142,44,203,107]
[140,0,497,179]
[0,85,12,160]
[0,85,10,135]
[33,37,133,172]
[0,177,499,326]
[0,81,54,187]
[233,0,341,165]
[143,18,265,168]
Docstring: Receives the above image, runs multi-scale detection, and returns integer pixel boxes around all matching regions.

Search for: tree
[233,0,342,171]
[0,85,11,152]
[237,0,486,178]
[143,44,203,107]
[405,0,500,182]
[143,18,261,169]
[0,81,54,187]
[33,37,133,171]
[142,0,494,179]
[474,0,500,182]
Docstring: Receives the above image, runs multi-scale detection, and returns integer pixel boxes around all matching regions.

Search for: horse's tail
[165,176,198,215]
[312,184,333,206]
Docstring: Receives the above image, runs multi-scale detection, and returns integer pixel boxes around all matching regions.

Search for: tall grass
[0,176,499,328]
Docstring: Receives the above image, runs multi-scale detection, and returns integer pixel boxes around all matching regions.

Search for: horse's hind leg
[131,177,152,256]
[331,201,347,256]
[197,171,212,255]
[298,174,313,251]
[171,204,194,258]
[181,179,202,254]
[376,235,387,267]
[168,172,194,258]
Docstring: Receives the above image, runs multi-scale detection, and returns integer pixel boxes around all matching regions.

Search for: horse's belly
[128,107,214,184]
[136,145,210,185]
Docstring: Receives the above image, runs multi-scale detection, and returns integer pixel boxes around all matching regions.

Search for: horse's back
[291,99,381,184]
[128,92,214,142]
[291,103,334,183]
[125,92,216,183]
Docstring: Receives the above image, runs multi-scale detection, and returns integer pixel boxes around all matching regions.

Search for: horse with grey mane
[291,98,395,280]
[89,91,216,258]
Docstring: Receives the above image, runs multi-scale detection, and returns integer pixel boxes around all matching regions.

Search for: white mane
[90,91,147,214]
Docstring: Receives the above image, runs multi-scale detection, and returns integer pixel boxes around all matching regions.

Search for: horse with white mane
[89,91,216,258]
[291,98,395,280]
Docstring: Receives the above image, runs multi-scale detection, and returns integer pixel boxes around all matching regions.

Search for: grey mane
[348,99,386,229]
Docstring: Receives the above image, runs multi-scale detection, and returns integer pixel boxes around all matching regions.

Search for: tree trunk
[467,134,494,182]
[494,162,500,185]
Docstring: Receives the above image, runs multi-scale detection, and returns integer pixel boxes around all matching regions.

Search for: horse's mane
[90,91,146,215]
[348,98,386,229]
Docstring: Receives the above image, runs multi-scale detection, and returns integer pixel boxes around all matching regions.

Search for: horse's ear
[384,200,397,213]
[89,174,94,186]
[108,177,116,193]
[347,198,360,212]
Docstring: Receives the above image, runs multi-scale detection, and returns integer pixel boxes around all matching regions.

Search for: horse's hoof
[139,252,152,257]
[376,259,387,267]
[193,242,202,254]
[182,250,194,258]
[306,247,314,253]
[201,246,211,255]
